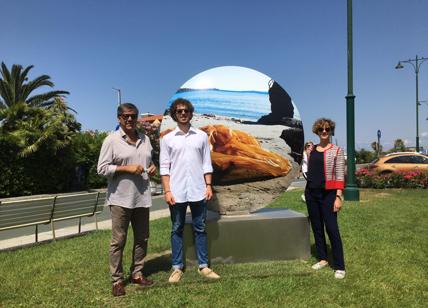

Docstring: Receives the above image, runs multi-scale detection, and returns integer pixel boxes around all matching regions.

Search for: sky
[181,66,271,91]
[1,0,428,151]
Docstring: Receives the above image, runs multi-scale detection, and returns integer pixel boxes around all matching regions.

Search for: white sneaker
[334,270,346,279]
[168,269,183,283]
[311,261,329,270]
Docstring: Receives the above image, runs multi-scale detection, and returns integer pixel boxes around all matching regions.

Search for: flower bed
[356,168,428,188]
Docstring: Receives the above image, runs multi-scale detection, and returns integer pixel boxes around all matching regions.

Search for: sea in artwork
[168,88,271,121]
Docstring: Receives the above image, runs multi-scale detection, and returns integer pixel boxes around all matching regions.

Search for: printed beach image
[161,66,304,214]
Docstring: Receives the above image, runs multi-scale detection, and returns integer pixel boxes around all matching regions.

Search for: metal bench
[0,197,56,242]
[51,192,105,240]
[0,191,107,242]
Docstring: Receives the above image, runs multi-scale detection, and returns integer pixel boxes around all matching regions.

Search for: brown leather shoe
[130,275,154,287]
[112,282,126,297]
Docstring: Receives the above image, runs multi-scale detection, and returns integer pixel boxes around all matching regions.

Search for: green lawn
[0,189,427,307]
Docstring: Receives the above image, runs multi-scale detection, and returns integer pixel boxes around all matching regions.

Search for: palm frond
[0,80,14,107]
[27,91,70,107]
[0,62,12,83]
[21,75,54,101]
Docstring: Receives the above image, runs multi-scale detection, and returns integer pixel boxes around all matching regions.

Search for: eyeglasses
[119,113,138,120]
[175,109,190,115]
[317,127,331,133]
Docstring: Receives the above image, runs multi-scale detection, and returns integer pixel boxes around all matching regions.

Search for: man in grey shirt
[97,103,156,297]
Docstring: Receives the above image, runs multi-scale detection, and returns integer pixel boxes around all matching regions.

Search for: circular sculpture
[161,66,304,214]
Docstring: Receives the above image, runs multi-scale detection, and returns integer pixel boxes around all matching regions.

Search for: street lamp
[395,55,428,152]
[112,87,122,106]
[344,0,359,201]
[420,100,428,121]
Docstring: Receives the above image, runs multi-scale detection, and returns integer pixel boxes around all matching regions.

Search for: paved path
[0,180,305,251]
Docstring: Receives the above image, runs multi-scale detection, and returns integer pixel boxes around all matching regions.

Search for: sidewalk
[0,208,170,251]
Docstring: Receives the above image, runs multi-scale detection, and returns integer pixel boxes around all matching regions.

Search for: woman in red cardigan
[305,118,346,279]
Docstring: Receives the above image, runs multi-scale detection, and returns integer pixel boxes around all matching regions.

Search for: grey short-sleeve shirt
[97,128,153,209]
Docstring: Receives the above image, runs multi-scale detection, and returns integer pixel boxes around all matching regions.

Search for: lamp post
[344,0,359,201]
[395,55,428,152]
[419,100,428,121]
[112,87,122,106]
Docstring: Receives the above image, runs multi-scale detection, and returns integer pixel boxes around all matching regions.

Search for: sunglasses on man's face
[317,127,331,133]
[119,113,138,120]
[175,109,190,115]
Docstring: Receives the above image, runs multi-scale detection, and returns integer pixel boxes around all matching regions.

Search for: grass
[0,189,427,307]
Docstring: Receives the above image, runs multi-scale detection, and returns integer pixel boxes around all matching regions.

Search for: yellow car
[369,152,428,174]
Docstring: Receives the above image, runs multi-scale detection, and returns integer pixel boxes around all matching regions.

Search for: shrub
[356,168,428,188]
[71,130,108,189]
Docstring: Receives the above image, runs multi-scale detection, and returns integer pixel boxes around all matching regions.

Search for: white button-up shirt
[160,126,213,203]
[97,128,153,209]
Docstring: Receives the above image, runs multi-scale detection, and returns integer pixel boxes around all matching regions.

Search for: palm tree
[0,97,80,157]
[393,139,406,152]
[0,62,69,109]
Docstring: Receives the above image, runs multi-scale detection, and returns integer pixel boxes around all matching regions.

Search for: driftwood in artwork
[207,169,298,215]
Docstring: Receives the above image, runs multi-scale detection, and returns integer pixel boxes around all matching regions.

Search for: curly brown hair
[169,98,195,122]
[312,118,336,135]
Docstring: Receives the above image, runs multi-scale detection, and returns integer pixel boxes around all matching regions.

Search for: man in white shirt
[160,98,220,283]
[98,103,156,297]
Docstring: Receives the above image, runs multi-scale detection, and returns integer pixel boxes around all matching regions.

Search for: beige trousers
[109,205,150,284]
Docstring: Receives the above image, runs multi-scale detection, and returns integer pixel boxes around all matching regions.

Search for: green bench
[0,191,106,242]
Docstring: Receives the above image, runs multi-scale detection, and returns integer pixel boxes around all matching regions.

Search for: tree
[0,97,80,157]
[355,148,376,164]
[371,141,383,154]
[0,97,81,196]
[0,62,69,109]
[393,139,406,152]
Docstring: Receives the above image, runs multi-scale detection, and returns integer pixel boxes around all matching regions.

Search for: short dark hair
[117,103,139,117]
[169,98,194,121]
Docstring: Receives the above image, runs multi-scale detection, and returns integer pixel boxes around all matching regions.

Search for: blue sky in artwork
[1,0,428,150]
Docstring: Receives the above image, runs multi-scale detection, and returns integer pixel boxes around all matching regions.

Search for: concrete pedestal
[183,208,310,265]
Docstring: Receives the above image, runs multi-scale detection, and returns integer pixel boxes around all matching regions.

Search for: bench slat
[52,192,98,220]
[0,198,55,230]
[0,192,105,233]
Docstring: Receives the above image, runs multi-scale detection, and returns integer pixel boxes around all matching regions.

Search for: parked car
[368,152,428,174]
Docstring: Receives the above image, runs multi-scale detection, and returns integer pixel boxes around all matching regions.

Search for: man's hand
[147,164,157,176]
[164,191,176,206]
[127,164,145,175]
[205,185,213,201]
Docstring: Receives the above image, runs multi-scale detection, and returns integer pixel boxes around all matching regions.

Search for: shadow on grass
[138,250,314,292]
[143,251,172,276]
[310,243,338,270]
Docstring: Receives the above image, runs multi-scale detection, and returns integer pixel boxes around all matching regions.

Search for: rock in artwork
[161,66,304,214]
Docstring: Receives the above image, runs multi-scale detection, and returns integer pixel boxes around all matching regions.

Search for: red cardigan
[308,144,345,190]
